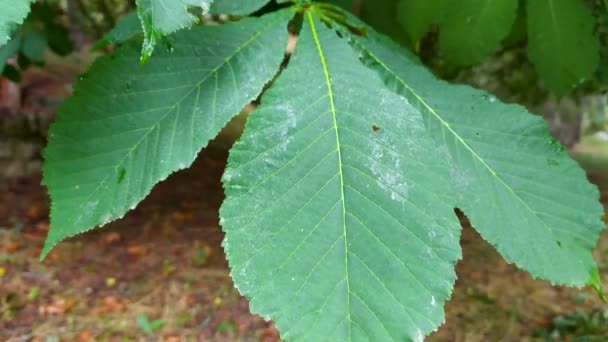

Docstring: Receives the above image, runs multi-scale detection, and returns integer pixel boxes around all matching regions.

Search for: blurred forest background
[1,0,608,341]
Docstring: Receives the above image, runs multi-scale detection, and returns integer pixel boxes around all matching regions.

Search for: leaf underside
[42,10,292,257]
[221,13,461,341]
[526,0,600,95]
[346,22,605,287]
[0,0,35,47]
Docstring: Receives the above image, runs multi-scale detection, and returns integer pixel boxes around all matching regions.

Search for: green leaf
[210,0,272,15]
[42,10,292,258]
[135,0,213,62]
[527,0,600,95]
[501,0,527,48]
[347,24,605,287]
[360,0,411,46]
[397,0,443,45]
[221,12,461,341]
[320,0,354,10]
[0,0,35,47]
[93,11,141,50]
[439,0,518,66]
[21,29,47,63]
[0,35,20,73]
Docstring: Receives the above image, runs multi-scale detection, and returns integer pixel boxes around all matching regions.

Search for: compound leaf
[135,0,213,62]
[210,0,272,15]
[439,0,518,66]
[42,10,292,257]
[527,0,600,95]
[0,0,35,47]
[221,12,461,341]
[348,24,605,288]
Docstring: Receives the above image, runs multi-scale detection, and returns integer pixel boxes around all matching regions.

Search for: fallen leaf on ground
[213,297,222,307]
[39,298,73,315]
[27,286,40,300]
[105,277,116,287]
[91,296,126,314]
[3,241,22,253]
[77,330,94,341]
[127,244,146,257]
[26,206,42,219]
[259,326,280,342]
[101,232,121,244]
[23,232,42,241]
[36,222,49,232]
[172,211,193,221]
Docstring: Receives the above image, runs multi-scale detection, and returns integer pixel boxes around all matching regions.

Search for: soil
[1,140,607,342]
[1,146,279,341]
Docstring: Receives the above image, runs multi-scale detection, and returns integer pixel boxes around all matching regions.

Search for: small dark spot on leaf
[372,125,381,132]
[118,168,126,184]
[556,240,562,247]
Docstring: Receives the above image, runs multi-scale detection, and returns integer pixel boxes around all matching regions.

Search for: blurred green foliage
[537,307,608,341]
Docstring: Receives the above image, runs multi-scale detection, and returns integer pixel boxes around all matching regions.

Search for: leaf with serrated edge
[136,0,213,61]
[0,0,35,47]
[221,12,461,341]
[346,22,605,287]
[527,0,600,95]
[137,0,211,34]
[42,10,293,258]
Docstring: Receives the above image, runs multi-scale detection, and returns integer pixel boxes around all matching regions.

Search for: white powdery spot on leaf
[368,141,409,204]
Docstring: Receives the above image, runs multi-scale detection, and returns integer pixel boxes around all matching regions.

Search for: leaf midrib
[307,12,353,339]
[48,12,290,252]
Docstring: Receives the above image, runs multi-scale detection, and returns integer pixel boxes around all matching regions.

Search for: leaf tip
[39,238,56,261]
[139,50,151,65]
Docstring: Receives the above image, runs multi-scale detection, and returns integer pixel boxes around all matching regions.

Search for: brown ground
[1,146,279,341]
[1,140,607,342]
